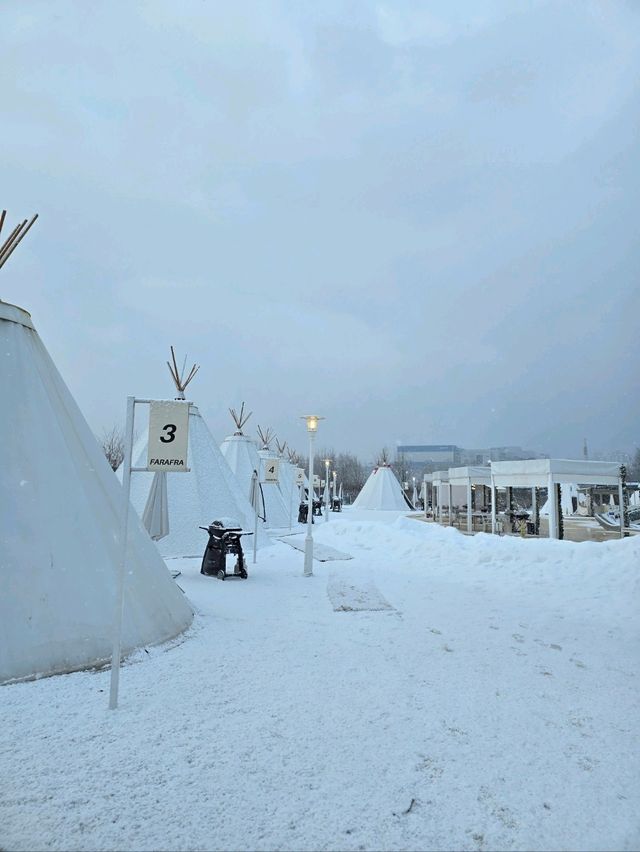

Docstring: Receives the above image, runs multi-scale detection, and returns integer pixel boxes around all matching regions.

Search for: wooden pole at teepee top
[0,214,38,271]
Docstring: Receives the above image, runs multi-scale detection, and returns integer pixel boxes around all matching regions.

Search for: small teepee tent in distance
[352,450,414,511]
[257,426,291,529]
[220,403,261,501]
[0,212,193,683]
[126,353,267,558]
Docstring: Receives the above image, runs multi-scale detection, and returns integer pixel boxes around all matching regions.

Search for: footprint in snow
[512,633,525,643]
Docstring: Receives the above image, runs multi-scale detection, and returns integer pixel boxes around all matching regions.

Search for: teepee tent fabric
[142,471,170,540]
[220,432,262,504]
[127,406,268,557]
[0,300,193,684]
[352,465,414,511]
[257,448,292,529]
[275,454,298,528]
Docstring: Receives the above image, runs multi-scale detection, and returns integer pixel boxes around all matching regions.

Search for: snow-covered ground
[2,510,639,851]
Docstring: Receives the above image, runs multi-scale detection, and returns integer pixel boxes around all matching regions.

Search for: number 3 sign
[147,401,190,471]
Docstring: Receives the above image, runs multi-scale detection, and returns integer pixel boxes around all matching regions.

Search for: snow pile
[1,514,638,851]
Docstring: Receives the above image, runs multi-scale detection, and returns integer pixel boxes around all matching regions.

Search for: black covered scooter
[200,521,253,580]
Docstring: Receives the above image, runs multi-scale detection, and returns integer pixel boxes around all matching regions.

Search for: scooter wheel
[217,569,226,580]
[240,568,248,579]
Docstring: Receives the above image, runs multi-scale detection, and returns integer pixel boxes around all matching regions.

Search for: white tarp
[0,300,193,684]
[142,470,170,540]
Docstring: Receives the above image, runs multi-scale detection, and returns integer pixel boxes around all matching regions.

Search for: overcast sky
[3,0,639,461]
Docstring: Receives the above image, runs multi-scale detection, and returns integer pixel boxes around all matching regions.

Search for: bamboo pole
[0,215,38,270]
[0,221,25,263]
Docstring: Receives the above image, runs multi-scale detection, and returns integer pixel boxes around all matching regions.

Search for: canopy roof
[1,301,193,683]
[448,466,492,486]
[432,470,450,485]
[490,458,621,488]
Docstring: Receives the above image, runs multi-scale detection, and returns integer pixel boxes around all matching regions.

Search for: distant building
[395,443,547,477]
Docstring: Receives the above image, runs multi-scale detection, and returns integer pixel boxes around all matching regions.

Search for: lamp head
[301,414,323,433]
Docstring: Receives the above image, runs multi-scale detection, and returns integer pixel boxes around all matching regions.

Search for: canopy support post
[548,474,558,539]
[491,475,496,534]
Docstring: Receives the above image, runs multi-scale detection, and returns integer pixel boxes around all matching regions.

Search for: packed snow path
[1,512,638,851]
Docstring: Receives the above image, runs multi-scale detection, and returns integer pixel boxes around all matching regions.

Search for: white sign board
[263,458,280,483]
[321,479,326,487]
[313,475,320,486]
[147,401,190,472]
[295,468,305,485]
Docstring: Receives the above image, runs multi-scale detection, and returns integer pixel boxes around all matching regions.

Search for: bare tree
[101,425,125,471]
[334,452,367,499]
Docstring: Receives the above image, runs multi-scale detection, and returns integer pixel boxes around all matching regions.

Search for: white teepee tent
[256,426,291,529]
[275,440,299,528]
[126,358,268,558]
[219,403,263,506]
[0,291,193,684]
[352,463,414,511]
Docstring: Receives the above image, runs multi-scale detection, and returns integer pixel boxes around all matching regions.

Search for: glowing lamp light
[302,414,323,433]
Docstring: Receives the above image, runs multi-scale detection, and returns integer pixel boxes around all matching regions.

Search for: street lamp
[332,469,337,503]
[324,458,331,521]
[301,415,323,576]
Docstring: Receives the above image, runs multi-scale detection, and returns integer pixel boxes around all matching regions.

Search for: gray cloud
[2,0,638,460]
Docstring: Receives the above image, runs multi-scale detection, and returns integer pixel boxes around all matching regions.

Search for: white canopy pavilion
[490,459,624,539]
[448,466,492,532]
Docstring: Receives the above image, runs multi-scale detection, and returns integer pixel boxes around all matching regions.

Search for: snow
[2,510,639,851]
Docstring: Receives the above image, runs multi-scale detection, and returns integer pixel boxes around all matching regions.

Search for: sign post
[109,397,191,710]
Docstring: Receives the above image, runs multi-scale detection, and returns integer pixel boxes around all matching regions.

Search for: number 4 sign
[147,401,190,471]
[263,459,280,483]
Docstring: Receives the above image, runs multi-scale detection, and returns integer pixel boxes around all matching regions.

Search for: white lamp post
[301,415,323,576]
[332,470,337,502]
[324,458,331,521]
